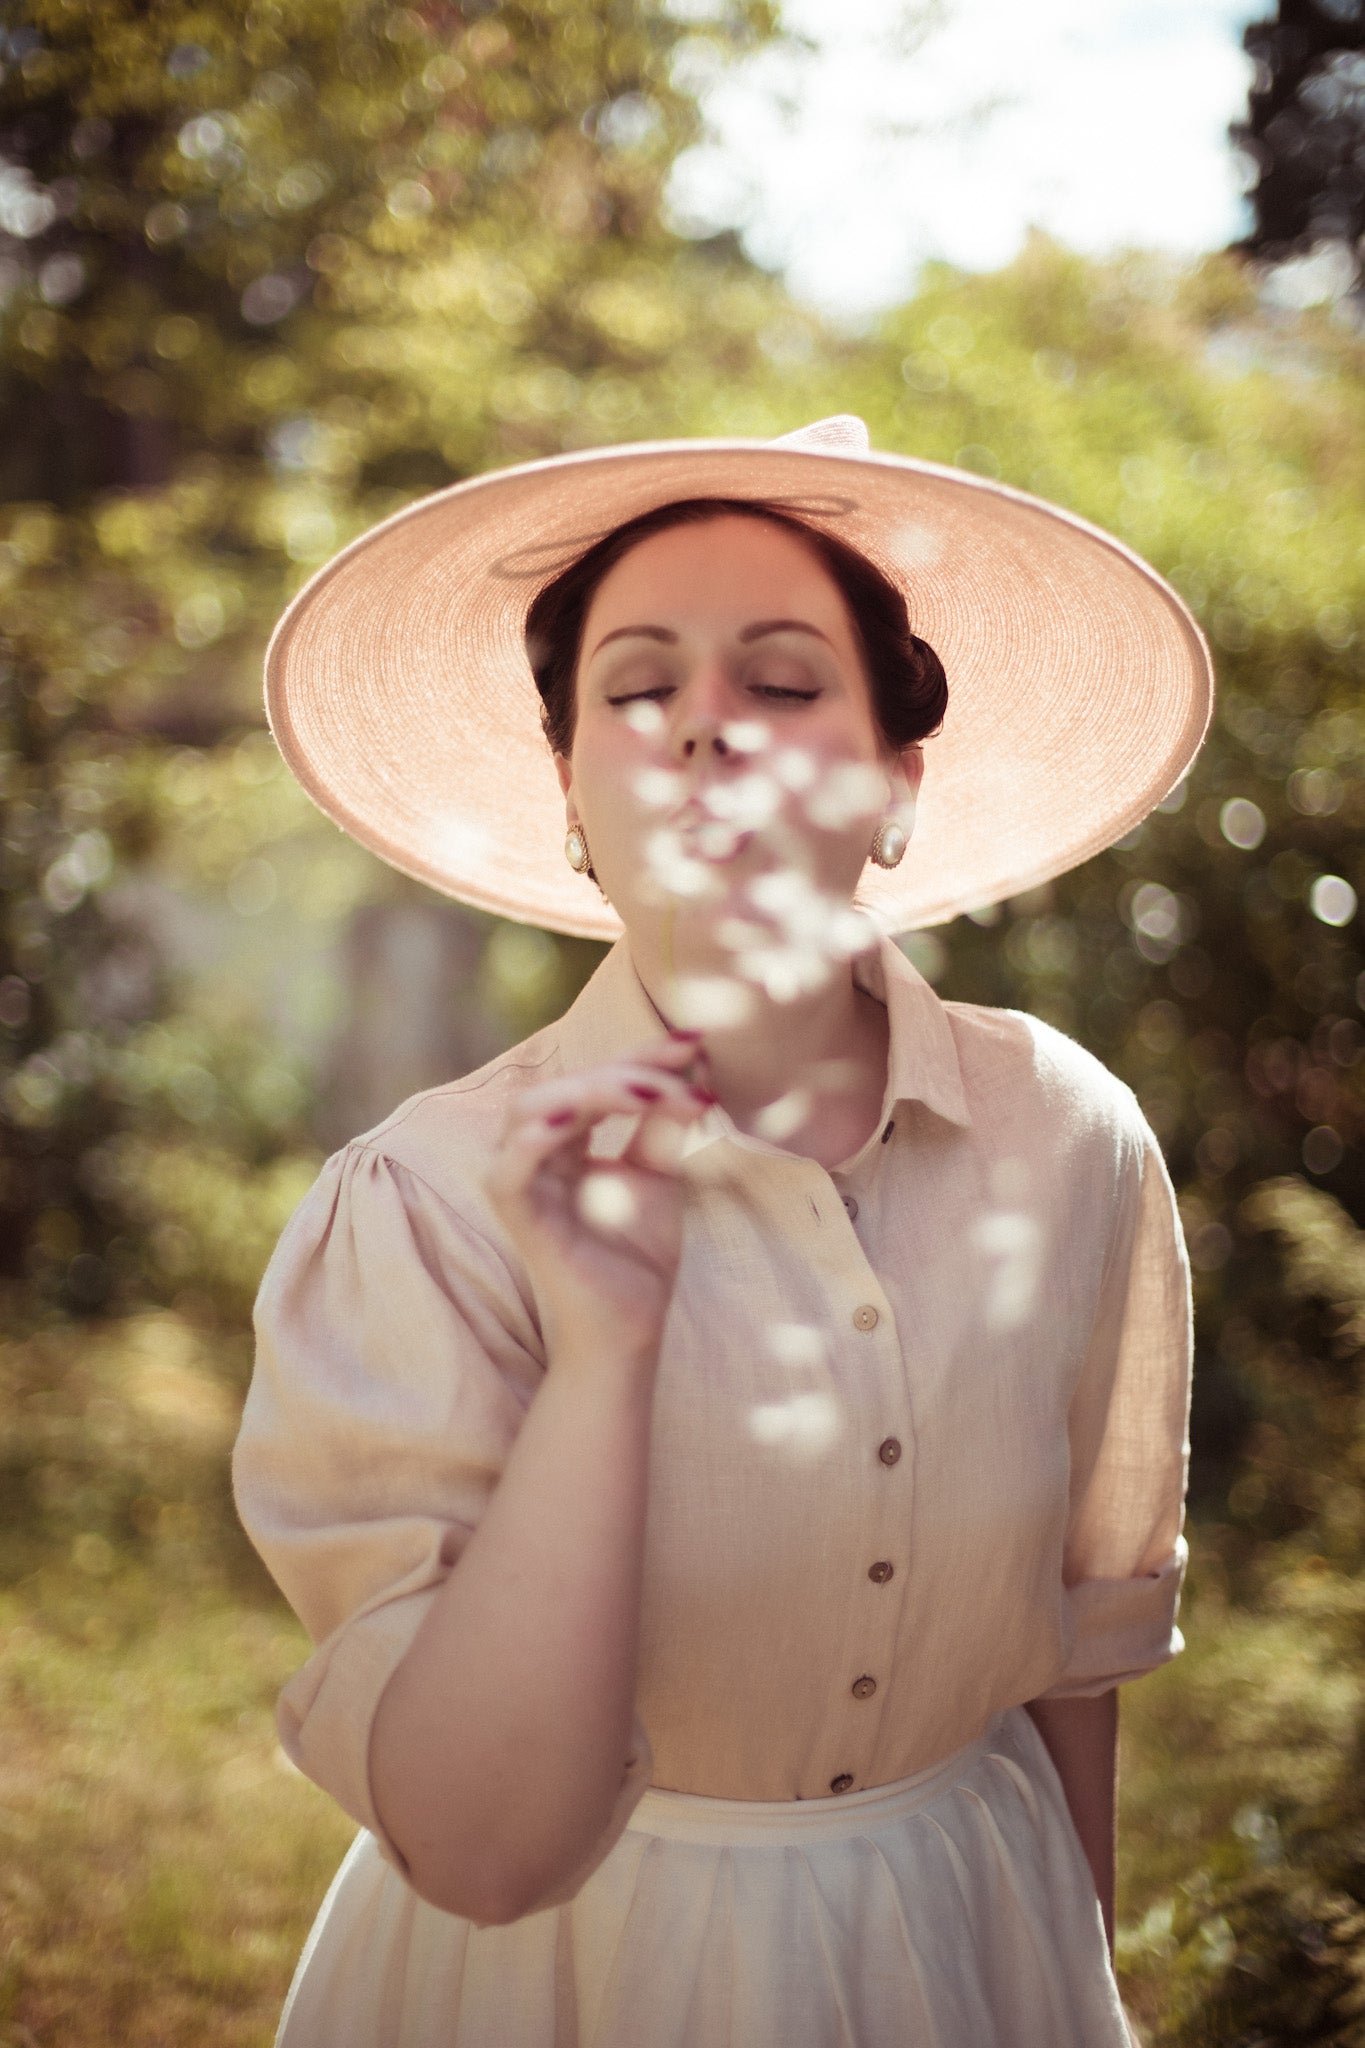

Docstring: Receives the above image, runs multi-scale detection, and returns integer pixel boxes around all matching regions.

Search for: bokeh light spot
[1310,875,1357,927]
[1220,798,1266,850]
[1303,1125,1344,1175]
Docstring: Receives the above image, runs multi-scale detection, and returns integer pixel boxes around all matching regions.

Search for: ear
[553,751,575,814]
[888,743,924,807]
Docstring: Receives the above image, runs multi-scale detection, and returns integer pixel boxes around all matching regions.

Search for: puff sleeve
[231,1141,654,1899]
[1039,1107,1194,1699]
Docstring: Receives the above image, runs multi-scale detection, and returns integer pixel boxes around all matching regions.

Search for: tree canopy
[1234,0,1365,287]
[0,0,785,1322]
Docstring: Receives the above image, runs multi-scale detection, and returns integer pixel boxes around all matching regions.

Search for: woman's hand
[486,1034,711,1369]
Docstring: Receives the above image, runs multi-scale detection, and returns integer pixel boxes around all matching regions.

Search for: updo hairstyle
[525,497,948,760]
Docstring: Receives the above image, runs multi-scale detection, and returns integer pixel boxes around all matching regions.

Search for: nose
[681,728,731,761]
[671,659,735,764]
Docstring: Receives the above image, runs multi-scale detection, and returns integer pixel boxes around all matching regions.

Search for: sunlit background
[2,0,1365,2039]
[669,0,1262,313]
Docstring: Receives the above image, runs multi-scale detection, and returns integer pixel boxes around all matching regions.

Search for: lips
[669,783,764,864]
[675,814,752,863]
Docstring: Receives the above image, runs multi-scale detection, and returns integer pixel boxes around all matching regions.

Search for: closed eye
[606,684,676,705]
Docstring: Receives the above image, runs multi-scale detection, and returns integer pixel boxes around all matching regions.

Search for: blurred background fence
[2,0,1365,2041]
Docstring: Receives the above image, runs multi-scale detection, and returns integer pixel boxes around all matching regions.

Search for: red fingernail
[546,1109,575,1126]
[629,1083,662,1101]
[693,1086,718,1106]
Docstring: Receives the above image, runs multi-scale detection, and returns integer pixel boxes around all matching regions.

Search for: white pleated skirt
[275,1707,1131,2048]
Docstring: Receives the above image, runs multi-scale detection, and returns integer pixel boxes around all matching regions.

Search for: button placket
[837,1330,910,1790]
[824,1405,905,1795]
[805,1190,907,1807]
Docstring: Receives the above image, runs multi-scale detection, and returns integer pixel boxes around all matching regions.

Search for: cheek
[572,739,653,848]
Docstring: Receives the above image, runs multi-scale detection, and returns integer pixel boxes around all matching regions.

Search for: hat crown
[772,415,870,454]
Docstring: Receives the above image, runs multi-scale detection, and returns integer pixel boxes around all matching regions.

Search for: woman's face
[555,514,922,999]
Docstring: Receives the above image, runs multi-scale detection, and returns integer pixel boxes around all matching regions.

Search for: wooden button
[877,1437,902,1466]
[853,1304,879,1332]
[841,1194,859,1221]
[851,1674,877,1700]
[829,1772,855,1794]
[868,1560,894,1584]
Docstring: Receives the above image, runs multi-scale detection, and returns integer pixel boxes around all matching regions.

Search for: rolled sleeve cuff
[1039,1539,1188,1700]
[276,1593,655,1905]
[276,1589,431,1874]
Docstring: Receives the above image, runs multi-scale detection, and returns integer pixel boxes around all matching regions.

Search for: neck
[627,922,892,1166]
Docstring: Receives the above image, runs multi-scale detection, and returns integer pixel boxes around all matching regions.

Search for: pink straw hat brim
[264,430,1213,937]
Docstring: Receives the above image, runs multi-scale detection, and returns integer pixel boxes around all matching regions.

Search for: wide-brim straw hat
[264,415,1213,939]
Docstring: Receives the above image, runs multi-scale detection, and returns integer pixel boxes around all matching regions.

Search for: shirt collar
[851,932,971,1129]
[554,930,971,1132]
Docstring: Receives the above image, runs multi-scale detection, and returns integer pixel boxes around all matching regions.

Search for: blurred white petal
[748,1390,842,1457]
[754,1088,811,1140]
[578,1172,637,1231]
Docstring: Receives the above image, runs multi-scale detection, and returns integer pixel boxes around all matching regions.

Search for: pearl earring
[869,818,908,870]
[565,825,591,874]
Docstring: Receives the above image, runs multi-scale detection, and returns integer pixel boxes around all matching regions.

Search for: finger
[621,1111,689,1176]
[504,1033,709,1134]
[491,1078,706,1207]
[605,1033,711,1083]
[511,1063,711,1137]
[641,1030,708,1063]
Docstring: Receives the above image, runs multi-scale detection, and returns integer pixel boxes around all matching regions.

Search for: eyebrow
[740,619,833,648]
[587,618,834,659]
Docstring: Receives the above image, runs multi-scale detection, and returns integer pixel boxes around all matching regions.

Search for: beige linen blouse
[233,932,1192,1912]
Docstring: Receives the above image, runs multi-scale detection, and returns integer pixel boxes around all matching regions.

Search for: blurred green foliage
[2,1,1365,2040]
[1118,1181,1365,2044]
[0,0,783,1327]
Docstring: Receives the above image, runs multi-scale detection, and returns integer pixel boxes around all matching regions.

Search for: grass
[1117,1566,1365,2040]
[0,1564,352,2046]
[0,1539,1358,2044]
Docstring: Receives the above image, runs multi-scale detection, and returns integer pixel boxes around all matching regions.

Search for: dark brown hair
[525,497,948,759]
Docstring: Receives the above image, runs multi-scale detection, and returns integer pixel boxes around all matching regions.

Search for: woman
[234,415,1209,2046]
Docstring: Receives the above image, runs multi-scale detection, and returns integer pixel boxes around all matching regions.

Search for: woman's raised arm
[368,1035,709,1925]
